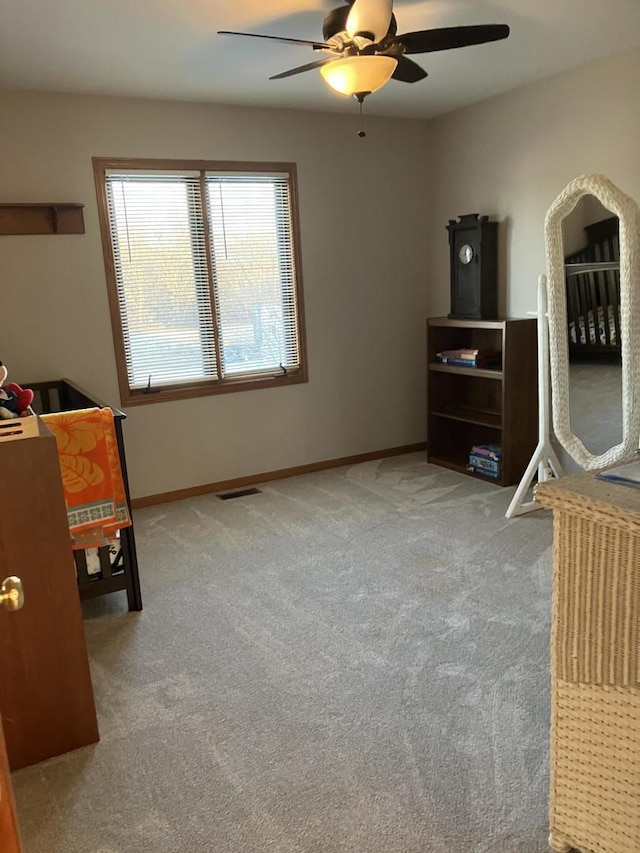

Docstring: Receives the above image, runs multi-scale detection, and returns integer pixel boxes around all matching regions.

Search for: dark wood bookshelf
[426,317,538,487]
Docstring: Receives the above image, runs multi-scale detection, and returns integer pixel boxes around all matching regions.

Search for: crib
[565,216,620,361]
[28,379,143,611]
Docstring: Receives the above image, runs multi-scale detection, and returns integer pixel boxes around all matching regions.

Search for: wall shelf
[0,203,85,235]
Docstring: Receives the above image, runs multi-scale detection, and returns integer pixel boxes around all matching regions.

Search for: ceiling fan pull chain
[357,95,367,138]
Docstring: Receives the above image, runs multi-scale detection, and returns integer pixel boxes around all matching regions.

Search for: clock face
[459,243,474,265]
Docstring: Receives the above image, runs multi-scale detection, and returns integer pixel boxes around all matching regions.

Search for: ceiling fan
[218,0,510,108]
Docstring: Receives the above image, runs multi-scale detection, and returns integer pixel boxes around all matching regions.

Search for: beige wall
[428,46,640,320]
[0,91,431,498]
[2,45,638,499]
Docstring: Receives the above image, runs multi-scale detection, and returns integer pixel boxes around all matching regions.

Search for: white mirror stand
[506,175,640,518]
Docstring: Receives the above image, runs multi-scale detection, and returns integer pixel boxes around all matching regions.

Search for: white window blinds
[207,175,300,376]
[104,167,302,392]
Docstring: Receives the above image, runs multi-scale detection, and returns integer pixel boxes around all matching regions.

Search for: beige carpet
[13,453,554,852]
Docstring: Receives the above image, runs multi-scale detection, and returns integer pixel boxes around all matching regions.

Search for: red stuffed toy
[0,361,34,419]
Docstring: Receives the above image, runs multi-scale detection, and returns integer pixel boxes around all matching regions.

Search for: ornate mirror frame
[544,174,640,469]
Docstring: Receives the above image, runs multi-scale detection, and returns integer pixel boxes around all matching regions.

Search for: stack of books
[468,444,502,479]
[436,348,500,368]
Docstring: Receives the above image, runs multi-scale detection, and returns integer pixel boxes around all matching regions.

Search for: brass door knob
[0,576,24,612]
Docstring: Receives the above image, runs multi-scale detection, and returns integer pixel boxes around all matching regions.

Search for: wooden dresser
[536,472,640,853]
[0,419,98,770]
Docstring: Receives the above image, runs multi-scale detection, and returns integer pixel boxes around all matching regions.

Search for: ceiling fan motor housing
[322,6,397,44]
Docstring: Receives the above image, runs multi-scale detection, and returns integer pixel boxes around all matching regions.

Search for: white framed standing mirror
[544,174,640,470]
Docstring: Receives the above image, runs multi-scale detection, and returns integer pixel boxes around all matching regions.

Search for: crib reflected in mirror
[560,196,622,467]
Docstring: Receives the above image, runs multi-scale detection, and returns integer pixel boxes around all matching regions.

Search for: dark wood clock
[446,213,498,319]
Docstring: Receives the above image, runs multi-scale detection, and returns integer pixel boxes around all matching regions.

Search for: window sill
[120,370,308,407]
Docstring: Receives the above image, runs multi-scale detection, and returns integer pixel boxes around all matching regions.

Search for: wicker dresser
[536,472,640,853]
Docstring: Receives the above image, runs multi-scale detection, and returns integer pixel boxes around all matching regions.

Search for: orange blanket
[41,407,132,549]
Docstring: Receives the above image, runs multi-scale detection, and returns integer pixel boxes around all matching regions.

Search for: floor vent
[217,487,262,500]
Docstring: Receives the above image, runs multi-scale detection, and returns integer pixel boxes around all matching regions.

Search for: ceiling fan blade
[269,58,335,80]
[396,24,510,55]
[323,5,351,40]
[346,0,393,41]
[391,55,428,83]
[217,31,330,50]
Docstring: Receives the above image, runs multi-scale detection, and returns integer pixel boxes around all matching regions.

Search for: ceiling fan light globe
[320,55,397,97]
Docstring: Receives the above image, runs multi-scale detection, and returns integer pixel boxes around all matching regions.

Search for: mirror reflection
[560,195,622,464]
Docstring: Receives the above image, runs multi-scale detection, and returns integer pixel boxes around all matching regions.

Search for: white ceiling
[1,0,639,119]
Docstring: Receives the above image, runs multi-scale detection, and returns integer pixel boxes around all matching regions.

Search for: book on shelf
[436,356,475,366]
[470,444,502,461]
[595,458,640,490]
[438,348,481,361]
[468,444,502,479]
[467,457,501,478]
[436,356,500,368]
[435,348,500,368]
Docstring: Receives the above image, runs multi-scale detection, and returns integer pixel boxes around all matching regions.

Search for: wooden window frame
[93,157,308,407]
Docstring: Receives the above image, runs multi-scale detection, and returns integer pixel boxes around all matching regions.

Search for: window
[93,158,307,405]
